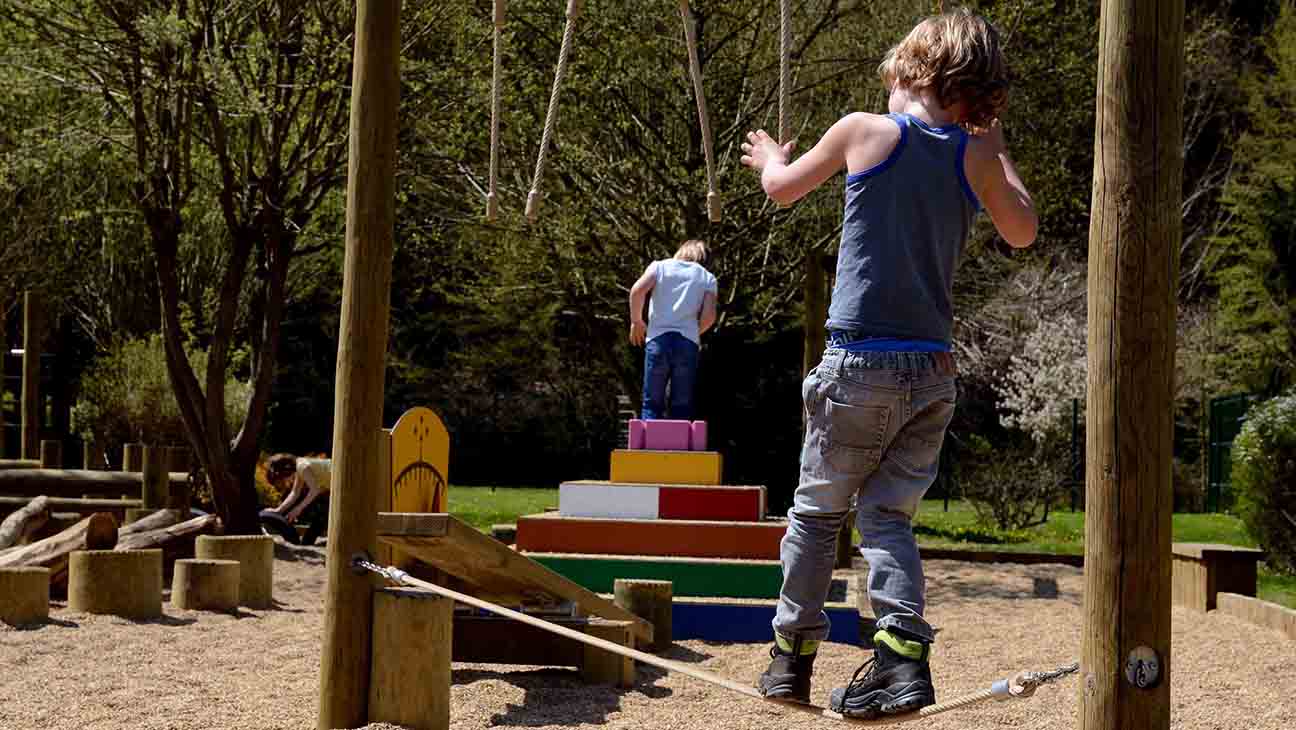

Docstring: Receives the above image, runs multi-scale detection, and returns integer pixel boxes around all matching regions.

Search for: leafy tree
[1207,1,1296,392]
[5,1,353,532]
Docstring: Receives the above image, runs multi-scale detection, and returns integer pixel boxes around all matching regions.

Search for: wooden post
[20,291,42,461]
[368,588,451,729]
[39,439,61,469]
[1081,2,1183,729]
[318,1,401,727]
[614,578,673,652]
[122,443,144,472]
[141,446,168,510]
[0,296,6,460]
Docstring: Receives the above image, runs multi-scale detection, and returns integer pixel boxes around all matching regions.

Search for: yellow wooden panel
[609,449,722,485]
[389,406,450,514]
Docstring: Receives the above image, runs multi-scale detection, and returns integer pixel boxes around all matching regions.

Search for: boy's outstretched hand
[740,130,794,172]
[629,319,647,346]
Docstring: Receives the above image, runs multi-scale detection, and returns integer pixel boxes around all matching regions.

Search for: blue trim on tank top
[955,132,982,211]
[832,335,951,353]
[904,114,962,135]
[845,114,909,184]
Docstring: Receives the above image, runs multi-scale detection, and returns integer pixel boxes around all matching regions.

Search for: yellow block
[609,449,723,486]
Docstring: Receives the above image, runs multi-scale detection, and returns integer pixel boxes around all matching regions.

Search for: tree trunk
[21,291,43,461]
[0,495,51,549]
[115,513,219,552]
[0,512,118,571]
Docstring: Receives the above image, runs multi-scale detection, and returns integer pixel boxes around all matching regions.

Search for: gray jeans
[773,348,956,644]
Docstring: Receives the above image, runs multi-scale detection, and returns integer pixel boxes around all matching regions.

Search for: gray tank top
[825,113,979,345]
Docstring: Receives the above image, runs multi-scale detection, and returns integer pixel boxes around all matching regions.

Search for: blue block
[672,600,870,646]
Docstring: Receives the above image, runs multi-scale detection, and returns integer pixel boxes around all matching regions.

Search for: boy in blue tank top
[740,8,1037,717]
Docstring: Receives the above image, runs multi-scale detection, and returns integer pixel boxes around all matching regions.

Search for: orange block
[609,449,722,485]
[516,512,786,560]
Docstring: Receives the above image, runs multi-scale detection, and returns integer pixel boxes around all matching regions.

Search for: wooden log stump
[368,587,451,730]
[490,523,517,544]
[68,549,162,619]
[40,440,62,469]
[172,559,240,612]
[196,534,274,609]
[0,495,51,549]
[581,619,636,687]
[613,578,673,652]
[0,566,49,625]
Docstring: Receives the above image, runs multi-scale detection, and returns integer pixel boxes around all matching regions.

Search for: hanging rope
[526,0,583,223]
[778,0,792,145]
[355,555,1080,726]
[679,1,721,223]
[486,0,506,223]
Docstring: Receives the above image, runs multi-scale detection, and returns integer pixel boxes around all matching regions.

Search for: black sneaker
[828,630,935,718]
[756,635,818,704]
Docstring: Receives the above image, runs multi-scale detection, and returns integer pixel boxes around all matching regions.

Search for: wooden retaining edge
[917,548,1084,567]
[1215,592,1296,641]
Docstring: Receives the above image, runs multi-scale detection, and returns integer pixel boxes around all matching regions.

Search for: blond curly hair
[878,7,1009,130]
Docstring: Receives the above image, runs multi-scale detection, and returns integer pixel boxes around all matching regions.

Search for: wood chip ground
[1,542,1292,729]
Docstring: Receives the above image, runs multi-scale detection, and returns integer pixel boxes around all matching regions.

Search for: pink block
[643,420,692,451]
[628,419,646,450]
[689,420,708,451]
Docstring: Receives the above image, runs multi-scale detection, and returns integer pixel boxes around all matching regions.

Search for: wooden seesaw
[352,548,1079,726]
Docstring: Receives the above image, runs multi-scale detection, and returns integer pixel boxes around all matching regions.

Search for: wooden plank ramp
[375,512,653,644]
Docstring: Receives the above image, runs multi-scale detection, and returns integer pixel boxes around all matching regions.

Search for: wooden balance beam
[375,512,653,645]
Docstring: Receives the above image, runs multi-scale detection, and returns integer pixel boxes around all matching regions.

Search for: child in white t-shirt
[628,239,718,420]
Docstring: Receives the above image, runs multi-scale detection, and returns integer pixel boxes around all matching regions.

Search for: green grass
[909,500,1257,555]
[447,485,557,532]
[443,487,1296,609]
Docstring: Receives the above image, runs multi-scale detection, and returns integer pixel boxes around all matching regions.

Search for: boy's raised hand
[740,130,795,172]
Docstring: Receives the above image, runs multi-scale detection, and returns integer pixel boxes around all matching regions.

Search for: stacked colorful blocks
[514,419,870,646]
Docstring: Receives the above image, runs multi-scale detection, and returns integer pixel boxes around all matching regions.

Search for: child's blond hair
[878,7,1008,130]
[674,239,708,264]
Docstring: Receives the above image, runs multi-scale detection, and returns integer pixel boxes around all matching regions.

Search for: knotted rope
[486,0,506,222]
[679,0,721,223]
[526,0,583,223]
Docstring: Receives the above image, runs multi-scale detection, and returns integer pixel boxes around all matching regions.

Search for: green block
[531,554,785,598]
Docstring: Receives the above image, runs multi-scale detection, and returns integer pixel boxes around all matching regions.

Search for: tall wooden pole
[21,291,43,461]
[1081,1,1183,729]
[317,2,401,728]
[801,255,825,379]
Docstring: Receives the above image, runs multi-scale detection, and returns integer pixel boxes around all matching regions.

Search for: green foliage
[1231,390,1296,574]
[1207,1,1296,390]
[73,335,250,457]
[957,433,1067,531]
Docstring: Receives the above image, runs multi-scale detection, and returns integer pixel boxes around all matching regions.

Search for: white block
[559,483,660,519]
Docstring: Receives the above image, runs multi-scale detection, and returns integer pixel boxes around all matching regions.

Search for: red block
[659,487,764,522]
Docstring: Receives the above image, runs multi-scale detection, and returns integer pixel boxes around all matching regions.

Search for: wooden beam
[377,512,654,644]
[1081,1,1184,729]
[0,468,185,498]
[317,0,401,727]
[375,512,448,538]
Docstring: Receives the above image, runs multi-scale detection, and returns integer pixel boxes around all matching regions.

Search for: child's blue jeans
[641,332,699,421]
[774,348,956,644]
